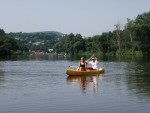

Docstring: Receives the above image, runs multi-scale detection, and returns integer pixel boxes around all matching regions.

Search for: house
[48,49,53,52]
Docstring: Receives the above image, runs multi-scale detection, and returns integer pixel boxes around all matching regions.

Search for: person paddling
[76,57,87,71]
[87,56,98,70]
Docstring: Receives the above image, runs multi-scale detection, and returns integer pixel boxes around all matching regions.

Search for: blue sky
[0,0,150,36]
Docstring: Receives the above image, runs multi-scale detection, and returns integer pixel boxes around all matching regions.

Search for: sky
[0,0,150,36]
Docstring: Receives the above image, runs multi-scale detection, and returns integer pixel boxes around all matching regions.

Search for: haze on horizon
[0,0,150,36]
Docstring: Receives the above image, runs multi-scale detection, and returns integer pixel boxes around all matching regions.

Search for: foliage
[53,11,150,56]
[134,12,150,54]
[8,31,64,52]
[1,11,150,56]
[0,29,18,55]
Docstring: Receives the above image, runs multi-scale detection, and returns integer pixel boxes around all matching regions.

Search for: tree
[134,11,150,54]
[0,28,5,37]
[125,18,138,53]
[114,23,121,54]
[0,29,18,55]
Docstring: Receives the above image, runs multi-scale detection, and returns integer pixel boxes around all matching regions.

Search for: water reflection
[66,75,103,94]
[0,70,5,84]
[0,63,6,89]
[126,62,150,100]
[0,54,71,61]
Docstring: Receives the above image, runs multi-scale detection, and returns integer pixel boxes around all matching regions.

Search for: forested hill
[7,31,64,52]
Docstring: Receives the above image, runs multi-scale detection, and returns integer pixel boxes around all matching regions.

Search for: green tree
[0,29,18,55]
[134,11,150,54]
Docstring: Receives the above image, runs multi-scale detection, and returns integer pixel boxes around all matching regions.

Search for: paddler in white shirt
[87,56,98,70]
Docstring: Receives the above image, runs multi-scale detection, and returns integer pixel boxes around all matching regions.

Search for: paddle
[69,66,78,68]
[86,54,94,62]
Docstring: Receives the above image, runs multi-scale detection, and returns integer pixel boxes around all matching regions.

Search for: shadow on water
[66,74,103,94]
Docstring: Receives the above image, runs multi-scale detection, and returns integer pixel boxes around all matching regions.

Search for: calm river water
[0,55,150,113]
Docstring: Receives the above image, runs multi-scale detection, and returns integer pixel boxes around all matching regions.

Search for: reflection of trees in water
[101,55,147,63]
[66,75,103,94]
[0,61,9,90]
[127,74,150,99]
[126,63,150,99]
[0,68,5,88]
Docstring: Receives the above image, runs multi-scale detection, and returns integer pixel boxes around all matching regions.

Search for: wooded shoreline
[0,11,150,56]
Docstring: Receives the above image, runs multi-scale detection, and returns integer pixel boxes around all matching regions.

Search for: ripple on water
[0,56,150,113]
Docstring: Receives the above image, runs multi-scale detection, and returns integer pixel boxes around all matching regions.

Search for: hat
[92,57,95,60]
[81,57,84,60]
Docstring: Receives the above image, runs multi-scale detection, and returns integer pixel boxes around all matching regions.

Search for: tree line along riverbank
[0,11,150,56]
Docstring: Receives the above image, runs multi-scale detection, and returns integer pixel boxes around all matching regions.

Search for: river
[0,54,150,113]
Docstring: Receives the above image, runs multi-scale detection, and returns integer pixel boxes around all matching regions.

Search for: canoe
[66,68,104,76]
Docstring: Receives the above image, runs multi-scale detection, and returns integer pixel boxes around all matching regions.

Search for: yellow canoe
[66,68,105,76]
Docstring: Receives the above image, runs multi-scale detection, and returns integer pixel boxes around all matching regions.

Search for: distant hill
[7,31,65,52]
[30,31,64,36]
